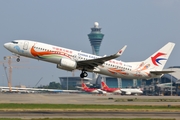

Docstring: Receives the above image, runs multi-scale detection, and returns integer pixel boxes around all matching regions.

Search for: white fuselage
[4,40,160,79]
[121,88,143,95]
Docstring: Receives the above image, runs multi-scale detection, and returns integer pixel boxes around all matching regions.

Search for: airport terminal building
[59,66,180,95]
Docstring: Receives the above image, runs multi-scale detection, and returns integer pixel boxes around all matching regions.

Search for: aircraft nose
[3,43,9,49]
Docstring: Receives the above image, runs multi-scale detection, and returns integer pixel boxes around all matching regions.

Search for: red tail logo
[101,82,109,89]
[82,83,88,89]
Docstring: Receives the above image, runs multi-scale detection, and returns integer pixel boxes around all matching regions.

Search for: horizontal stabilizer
[150,70,174,75]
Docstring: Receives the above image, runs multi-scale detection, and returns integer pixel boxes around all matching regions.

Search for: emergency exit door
[23,41,29,50]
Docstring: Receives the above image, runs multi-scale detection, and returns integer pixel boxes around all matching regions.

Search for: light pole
[67,76,68,90]
[66,71,69,90]
[171,74,172,96]
[2,75,4,86]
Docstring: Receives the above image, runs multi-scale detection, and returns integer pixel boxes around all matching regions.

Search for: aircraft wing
[150,70,174,75]
[77,45,127,69]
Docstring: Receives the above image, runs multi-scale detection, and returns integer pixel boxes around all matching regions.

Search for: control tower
[88,22,104,55]
[88,22,104,84]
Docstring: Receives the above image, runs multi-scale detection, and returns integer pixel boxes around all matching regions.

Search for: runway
[0,111,180,119]
[0,93,180,105]
[0,93,180,119]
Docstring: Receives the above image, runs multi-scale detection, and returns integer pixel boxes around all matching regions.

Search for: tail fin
[101,81,109,89]
[82,83,88,89]
[141,42,175,71]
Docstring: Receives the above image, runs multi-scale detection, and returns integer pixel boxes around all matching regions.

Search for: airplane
[4,40,175,80]
[156,83,172,88]
[81,83,105,94]
[120,88,143,95]
[101,81,142,95]
[0,88,35,93]
[101,81,121,94]
[0,86,80,93]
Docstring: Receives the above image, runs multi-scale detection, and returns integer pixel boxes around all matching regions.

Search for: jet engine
[57,58,77,71]
[125,91,131,95]
[115,90,122,94]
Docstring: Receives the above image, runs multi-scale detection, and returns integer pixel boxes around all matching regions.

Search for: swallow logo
[118,50,122,54]
[151,52,167,66]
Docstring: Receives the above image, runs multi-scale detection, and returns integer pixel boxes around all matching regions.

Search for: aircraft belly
[98,67,126,78]
[20,51,61,64]
[98,67,151,79]
[38,57,60,64]
[97,67,114,76]
[93,66,156,81]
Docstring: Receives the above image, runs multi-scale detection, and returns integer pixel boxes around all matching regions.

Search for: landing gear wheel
[80,73,84,78]
[16,57,20,62]
[83,72,88,77]
[80,70,88,78]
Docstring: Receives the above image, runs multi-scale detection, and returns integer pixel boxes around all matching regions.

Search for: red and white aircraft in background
[81,83,106,94]
[101,81,121,94]
[101,81,143,95]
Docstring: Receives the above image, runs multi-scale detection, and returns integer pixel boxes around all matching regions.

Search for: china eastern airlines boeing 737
[4,40,175,79]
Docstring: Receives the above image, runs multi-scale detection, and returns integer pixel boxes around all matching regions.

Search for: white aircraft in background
[4,40,175,79]
[120,88,143,95]
[0,86,80,93]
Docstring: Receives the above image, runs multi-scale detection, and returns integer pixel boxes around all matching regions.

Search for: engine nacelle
[125,91,131,95]
[57,58,77,71]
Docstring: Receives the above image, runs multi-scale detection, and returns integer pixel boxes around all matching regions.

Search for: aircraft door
[74,55,78,61]
[23,41,29,50]
[74,54,79,61]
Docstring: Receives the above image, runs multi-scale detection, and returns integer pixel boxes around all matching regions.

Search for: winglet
[115,45,127,57]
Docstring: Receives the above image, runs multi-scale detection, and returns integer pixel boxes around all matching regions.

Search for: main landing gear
[80,69,88,78]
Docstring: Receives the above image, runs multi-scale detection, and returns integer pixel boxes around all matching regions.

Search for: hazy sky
[0,0,180,87]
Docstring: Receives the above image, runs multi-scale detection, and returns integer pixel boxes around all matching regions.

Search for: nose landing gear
[16,57,20,62]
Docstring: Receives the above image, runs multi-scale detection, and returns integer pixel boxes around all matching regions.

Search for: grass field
[97,98,180,102]
[0,104,178,120]
[113,98,180,102]
[0,118,176,120]
[0,103,179,111]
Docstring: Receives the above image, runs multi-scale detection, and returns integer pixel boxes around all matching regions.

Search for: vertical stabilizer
[142,42,175,71]
[82,83,88,89]
[101,81,109,89]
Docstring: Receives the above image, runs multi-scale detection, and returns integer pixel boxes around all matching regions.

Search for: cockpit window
[11,41,18,44]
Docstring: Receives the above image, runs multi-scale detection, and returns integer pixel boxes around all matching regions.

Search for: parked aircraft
[81,83,105,94]
[101,81,121,94]
[120,88,143,95]
[4,40,175,79]
[101,81,142,95]
[0,86,79,93]
[156,83,172,88]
